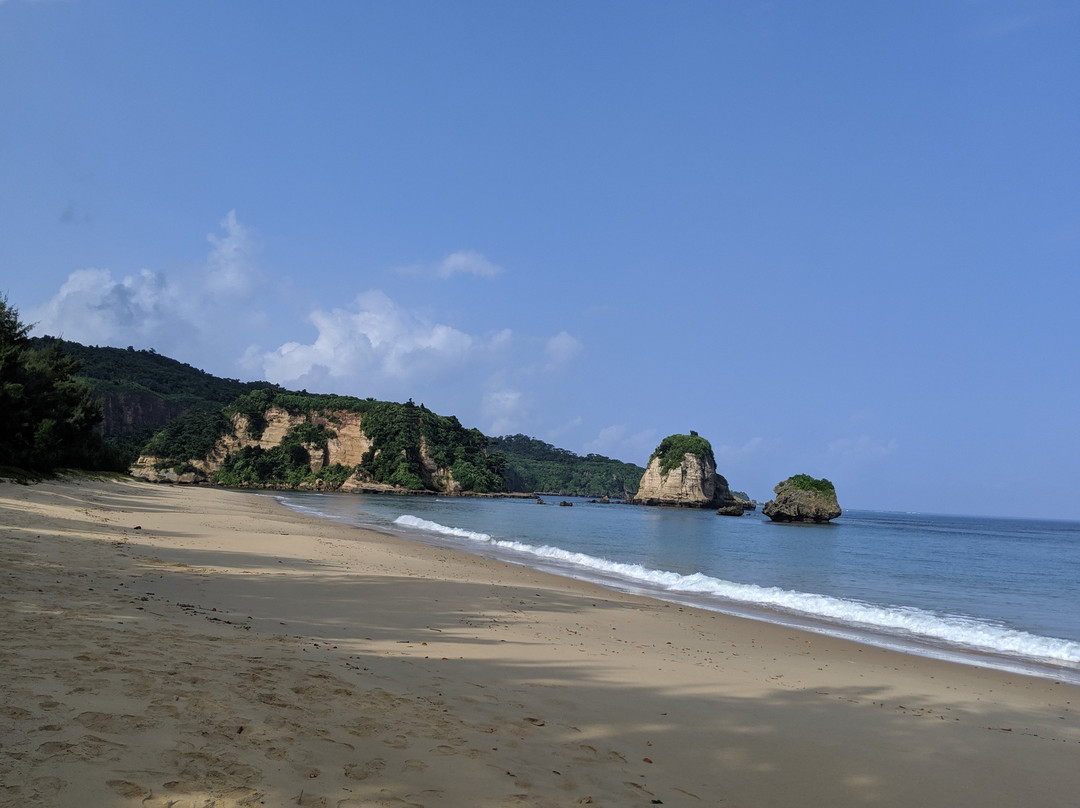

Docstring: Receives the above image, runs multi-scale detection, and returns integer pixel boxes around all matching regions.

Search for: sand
[1,477,1077,808]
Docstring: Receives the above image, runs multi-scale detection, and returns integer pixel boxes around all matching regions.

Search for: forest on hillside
[489,434,644,499]
[7,329,644,497]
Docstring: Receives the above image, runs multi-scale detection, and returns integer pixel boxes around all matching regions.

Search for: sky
[2,1,1078,519]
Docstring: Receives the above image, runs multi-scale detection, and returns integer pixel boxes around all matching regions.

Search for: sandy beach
[1,478,1077,807]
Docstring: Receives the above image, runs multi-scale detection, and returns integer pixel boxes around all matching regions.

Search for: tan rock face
[130,407,459,494]
[320,413,373,467]
[419,437,460,494]
[631,453,737,509]
[257,408,308,448]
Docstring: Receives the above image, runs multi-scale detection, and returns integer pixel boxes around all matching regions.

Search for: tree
[0,294,111,471]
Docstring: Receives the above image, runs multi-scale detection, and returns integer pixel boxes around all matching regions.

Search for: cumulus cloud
[205,210,257,297]
[28,211,263,373]
[29,267,178,346]
[256,290,503,389]
[436,250,504,279]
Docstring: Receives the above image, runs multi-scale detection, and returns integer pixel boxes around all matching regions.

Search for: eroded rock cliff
[130,396,503,494]
[630,433,743,511]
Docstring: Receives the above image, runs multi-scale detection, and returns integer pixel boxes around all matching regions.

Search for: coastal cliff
[130,392,504,494]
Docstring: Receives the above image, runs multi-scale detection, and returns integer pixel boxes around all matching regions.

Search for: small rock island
[762,474,842,523]
[630,432,746,514]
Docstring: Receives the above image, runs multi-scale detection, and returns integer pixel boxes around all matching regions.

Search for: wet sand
[1,477,1077,807]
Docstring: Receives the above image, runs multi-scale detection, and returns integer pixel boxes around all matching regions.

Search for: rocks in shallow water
[715,503,746,516]
[762,475,841,523]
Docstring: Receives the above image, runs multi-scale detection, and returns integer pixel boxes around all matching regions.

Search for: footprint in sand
[344,757,386,781]
[574,744,599,761]
[106,780,151,799]
[31,776,65,797]
[35,740,74,757]
[75,711,156,734]
[345,717,388,738]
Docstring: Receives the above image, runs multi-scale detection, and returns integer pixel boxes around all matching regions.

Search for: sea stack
[630,432,743,512]
[762,474,842,523]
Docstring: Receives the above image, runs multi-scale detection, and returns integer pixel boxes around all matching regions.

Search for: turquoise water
[273,492,1080,682]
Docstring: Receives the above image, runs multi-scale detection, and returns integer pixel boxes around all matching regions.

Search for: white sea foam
[392,514,1080,666]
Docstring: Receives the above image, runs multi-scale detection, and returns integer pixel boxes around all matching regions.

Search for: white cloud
[435,250,504,279]
[205,210,257,297]
[28,211,260,354]
[256,290,498,387]
[481,387,527,436]
[544,331,583,368]
[30,267,179,346]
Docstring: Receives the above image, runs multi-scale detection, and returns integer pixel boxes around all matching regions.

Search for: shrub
[650,434,716,476]
[783,474,836,495]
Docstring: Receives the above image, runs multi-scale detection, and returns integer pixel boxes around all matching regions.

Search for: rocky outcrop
[630,435,742,511]
[130,406,466,494]
[762,475,841,523]
[716,500,747,516]
[129,457,207,484]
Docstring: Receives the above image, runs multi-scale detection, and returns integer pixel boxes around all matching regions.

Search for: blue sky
[2,1,1078,518]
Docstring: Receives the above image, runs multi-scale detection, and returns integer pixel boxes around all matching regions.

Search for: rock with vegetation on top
[630,433,743,511]
[762,474,841,523]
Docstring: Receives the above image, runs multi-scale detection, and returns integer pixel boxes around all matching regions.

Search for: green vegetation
[0,296,121,473]
[649,433,716,476]
[29,336,282,464]
[142,389,506,494]
[30,336,276,408]
[489,434,645,498]
[356,399,505,493]
[212,421,353,490]
[783,474,836,495]
[142,405,232,463]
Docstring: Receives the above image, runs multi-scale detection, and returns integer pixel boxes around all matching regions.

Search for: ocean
[272,491,1080,684]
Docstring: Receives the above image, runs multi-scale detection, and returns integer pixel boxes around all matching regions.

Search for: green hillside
[489,434,644,498]
[144,388,507,494]
[30,337,282,464]
[25,337,642,497]
[31,337,277,408]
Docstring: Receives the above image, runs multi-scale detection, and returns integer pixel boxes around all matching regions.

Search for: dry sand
[1,477,1077,808]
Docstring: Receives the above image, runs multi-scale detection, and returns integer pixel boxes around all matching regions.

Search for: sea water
[272,492,1080,683]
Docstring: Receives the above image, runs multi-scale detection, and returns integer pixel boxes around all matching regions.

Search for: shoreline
[275,489,1080,686]
[2,477,1078,807]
